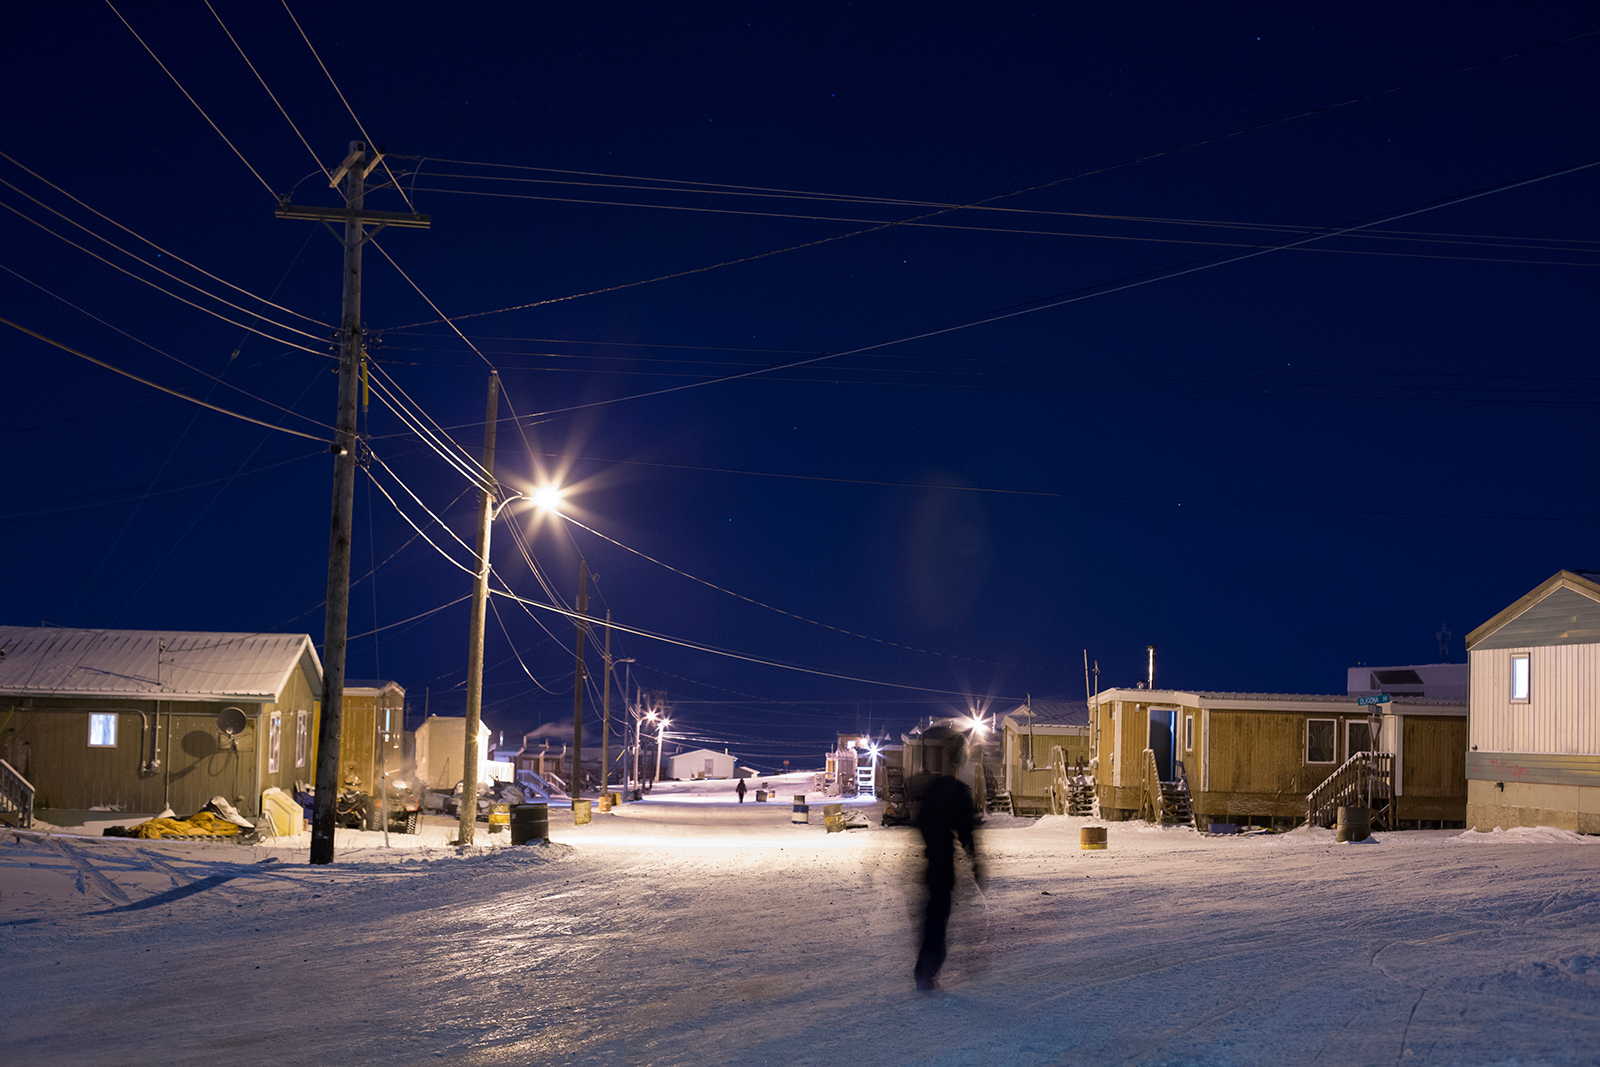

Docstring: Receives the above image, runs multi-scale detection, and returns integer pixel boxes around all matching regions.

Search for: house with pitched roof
[0,627,322,819]
[1465,570,1600,833]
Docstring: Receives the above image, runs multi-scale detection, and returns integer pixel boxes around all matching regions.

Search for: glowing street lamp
[457,487,531,847]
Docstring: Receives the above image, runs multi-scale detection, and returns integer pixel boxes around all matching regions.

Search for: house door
[1149,707,1175,781]
[1346,719,1373,759]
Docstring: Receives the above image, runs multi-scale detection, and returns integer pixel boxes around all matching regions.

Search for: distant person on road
[736,778,747,803]
[909,724,982,991]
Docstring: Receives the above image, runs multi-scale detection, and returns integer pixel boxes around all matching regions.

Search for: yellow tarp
[133,812,244,839]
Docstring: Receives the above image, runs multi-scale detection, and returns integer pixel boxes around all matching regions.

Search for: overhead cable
[0,316,333,443]
[104,0,278,198]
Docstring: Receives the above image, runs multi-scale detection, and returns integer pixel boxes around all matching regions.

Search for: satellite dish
[217,707,247,737]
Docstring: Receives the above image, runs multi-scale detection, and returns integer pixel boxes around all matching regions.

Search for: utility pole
[457,371,499,847]
[571,559,589,794]
[276,141,429,865]
[600,610,612,800]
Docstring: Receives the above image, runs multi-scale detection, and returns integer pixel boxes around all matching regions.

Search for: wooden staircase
[0,759,35,830]
[1306,751,1394,830]
[1138,748,1194,827]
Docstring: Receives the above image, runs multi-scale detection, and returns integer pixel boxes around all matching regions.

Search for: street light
[457,488,530,847]
[653,714,671,788]
[602,648,634,800]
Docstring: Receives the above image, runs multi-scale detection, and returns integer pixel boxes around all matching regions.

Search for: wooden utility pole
[600,610,612,799]
[276,141,429,865]
[457,371,499,847]
[566,559,585,793]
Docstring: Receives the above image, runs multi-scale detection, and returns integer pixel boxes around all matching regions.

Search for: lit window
[1306,719,1336,764]
[88,713,117,747]
[268,712,282,773]
[295,710,308,768]
[1510,654,1530,703]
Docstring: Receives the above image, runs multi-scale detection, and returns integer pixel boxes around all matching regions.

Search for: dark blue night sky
[3,5,1596,769]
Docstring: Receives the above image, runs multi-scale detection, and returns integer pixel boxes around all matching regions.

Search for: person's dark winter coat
[910,731,982,990]
[736,778,747,803]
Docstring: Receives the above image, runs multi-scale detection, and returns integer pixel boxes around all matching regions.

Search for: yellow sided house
[1466,569,1600,833]
[998,700,1090,816]
[1089,687,1466,830]
[0,627,321,822]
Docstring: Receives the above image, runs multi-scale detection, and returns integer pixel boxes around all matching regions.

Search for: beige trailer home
[1466,569,1600,833]
[0,627,321,819]
[1090,687,1466,829]
[999,701,1089,813]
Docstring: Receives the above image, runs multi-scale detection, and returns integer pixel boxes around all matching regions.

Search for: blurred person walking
[910,724,982,991]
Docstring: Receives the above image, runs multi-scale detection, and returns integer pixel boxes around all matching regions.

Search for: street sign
[1356,694,1391,706]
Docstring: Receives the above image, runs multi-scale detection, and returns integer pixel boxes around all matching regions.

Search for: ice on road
[4,777,1599,1066]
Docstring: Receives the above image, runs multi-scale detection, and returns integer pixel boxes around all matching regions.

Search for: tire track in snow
[45,838,129,905]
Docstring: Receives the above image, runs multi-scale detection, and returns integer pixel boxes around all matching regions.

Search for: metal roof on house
[1002,700,1089,727]
[1092,687,1464,708]
[0,627,322,703]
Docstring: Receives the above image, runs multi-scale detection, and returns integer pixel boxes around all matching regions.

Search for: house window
[295,710,308,768]
[268,712,282,773]
[1184,714,1194,752]
[1510,653,1530,703]
[88,713,117,747]
[1306,719,1336,764]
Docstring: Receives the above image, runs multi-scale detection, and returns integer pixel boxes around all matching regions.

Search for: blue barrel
[792,794,809,824]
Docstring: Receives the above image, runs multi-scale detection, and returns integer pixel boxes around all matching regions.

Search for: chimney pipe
[1147,645,1156,690]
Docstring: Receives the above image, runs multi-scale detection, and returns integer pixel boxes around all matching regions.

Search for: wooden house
[1465,569,1600,833]
[0,627,321,818]
[999,700,1090,808]
[1089,687,1467,829]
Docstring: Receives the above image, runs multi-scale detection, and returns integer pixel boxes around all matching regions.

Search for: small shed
[1090,687,1466,829]
[667,747,736,780]
[0,626,321,817]
[1465,569,1600,833]
[341,680,406,791]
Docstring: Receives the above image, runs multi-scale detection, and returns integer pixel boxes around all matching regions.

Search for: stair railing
[0,759,35,830]
[1139,748,1160,822]
[1305,751,1394,829]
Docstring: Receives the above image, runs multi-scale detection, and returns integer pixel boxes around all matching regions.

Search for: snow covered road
[4,785,1599,1065]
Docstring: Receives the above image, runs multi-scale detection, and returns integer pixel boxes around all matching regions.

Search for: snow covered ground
[4,774,1600,1065]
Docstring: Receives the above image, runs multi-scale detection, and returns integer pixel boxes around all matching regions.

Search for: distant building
[998,700,1089,807]
[1466,569,1600,833]
[1347,663,1468,702]
[667,747,736,780]
[413,715,498,789]
[0,627,321,817]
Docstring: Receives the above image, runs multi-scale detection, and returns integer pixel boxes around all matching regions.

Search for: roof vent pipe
[1147,645,1156,690]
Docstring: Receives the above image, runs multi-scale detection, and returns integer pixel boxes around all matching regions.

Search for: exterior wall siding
[0,660,320,816]
[1471,643,1600,756]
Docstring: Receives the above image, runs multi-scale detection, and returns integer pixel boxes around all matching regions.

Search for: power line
[497,158,1600,425]
[0,315,333,443]
[203,0,330,183]
[386,24,1600,331]
[0,151,333,329]
[0,261,336,433]
[104,0,278,198]
[278,0,415,213]
[0,196,331,355]
[404,182,1600,269]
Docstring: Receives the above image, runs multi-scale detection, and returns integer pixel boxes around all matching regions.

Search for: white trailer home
[1466,569,1600,833]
